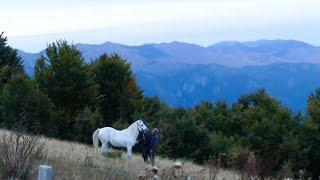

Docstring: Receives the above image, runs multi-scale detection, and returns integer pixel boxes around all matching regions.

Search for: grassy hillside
[0,129,239,180]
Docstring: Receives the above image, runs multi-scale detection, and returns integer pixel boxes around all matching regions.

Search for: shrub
[0,75,54,135]
[74,107,103,143]
[0,130,47,179]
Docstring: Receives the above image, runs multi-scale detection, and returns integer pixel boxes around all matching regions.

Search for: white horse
[92,120,148,157]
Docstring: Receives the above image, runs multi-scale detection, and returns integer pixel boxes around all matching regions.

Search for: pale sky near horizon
[1,0,320,52]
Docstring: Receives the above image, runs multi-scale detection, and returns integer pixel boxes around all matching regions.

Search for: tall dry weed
[0,130,47,179]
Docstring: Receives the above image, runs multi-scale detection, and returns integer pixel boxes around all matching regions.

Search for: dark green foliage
[0,32,24,88]
[75,107,103,143]
[295,88,320,178]
[0,75,54,134]
[89,54,143,125]
[307,88,320,125]
[144,90,304,177]
[165,114,211,163]
[194,101,234,136]
[34,40,100,139]
[35,40,99,113]
[230,90,298,177]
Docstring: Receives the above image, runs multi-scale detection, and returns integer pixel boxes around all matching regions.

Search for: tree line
[0,33,319,178]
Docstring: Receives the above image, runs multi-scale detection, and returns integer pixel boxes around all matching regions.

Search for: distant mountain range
[17,39,320,111]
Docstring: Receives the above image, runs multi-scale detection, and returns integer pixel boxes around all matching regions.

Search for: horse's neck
[123,122,139,140]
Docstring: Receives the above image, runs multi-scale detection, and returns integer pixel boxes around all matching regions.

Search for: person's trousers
[142,147,155,165]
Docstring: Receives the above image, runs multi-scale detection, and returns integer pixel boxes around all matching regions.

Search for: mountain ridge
[17,39,320,111]
[18,39,320,69]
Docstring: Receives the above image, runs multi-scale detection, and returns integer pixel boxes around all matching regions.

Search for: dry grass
[0,130,47,179]
[0,129,240,180]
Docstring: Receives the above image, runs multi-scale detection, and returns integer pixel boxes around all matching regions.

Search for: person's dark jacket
[138,131,158,152]
[150,133,158,152]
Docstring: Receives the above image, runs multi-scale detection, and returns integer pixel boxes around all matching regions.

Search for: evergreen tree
[307,88,320,126]
[0,32,24,88]
[74,107,104,143]
[34,40,99,139]
[233,89,296,177]
[0,75,54,134]
[297,88,320,178]
[90,54,143,125]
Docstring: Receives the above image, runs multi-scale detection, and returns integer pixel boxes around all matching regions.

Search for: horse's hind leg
[127,145,132,158]
[102,141,109,155]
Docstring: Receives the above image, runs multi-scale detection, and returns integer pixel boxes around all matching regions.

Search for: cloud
[2,0,319,36]
[2,0,320,51]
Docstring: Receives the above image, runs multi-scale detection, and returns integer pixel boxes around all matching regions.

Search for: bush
[0,75,54,134]
[74,107,103,143]
[0,130,47,179]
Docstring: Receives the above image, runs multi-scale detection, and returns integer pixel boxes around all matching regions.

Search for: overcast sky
[1,0,320,52]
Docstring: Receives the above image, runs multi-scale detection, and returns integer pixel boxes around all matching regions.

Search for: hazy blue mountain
[17,39,320,111]
[19,39,320,75]
[136,61,320,111]
[17,50,42,76]
[207,39,320,66]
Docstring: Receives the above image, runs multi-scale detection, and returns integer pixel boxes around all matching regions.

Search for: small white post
[38,165,52,180]
[187,175,196,180]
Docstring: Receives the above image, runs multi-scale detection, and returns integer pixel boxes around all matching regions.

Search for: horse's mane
[123,120,139,133]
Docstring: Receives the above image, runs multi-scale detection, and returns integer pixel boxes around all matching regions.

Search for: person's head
[151,128,159,135]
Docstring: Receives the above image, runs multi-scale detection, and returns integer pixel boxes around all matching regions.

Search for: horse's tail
[92,129,100,149]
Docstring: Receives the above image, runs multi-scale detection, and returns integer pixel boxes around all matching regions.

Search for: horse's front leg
[126,145,133,158]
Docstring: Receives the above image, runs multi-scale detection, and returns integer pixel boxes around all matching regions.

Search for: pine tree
[0,75,54,134]
[307,88,320,126]
[0,32,24,88]
[34,40,99,139]
[90,54,143,125]
[299,88,320,178]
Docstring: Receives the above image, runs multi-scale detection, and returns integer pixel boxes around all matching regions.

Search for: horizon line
[13,38,319,54]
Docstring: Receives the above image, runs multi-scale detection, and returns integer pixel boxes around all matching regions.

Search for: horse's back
[98,127,132,148]
[99,127,118,135]
[99,127,124,139]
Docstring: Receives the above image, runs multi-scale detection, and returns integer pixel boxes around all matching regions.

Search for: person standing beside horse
[137,128,159,165]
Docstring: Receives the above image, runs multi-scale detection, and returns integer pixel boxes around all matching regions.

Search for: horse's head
[136,119,148,132]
